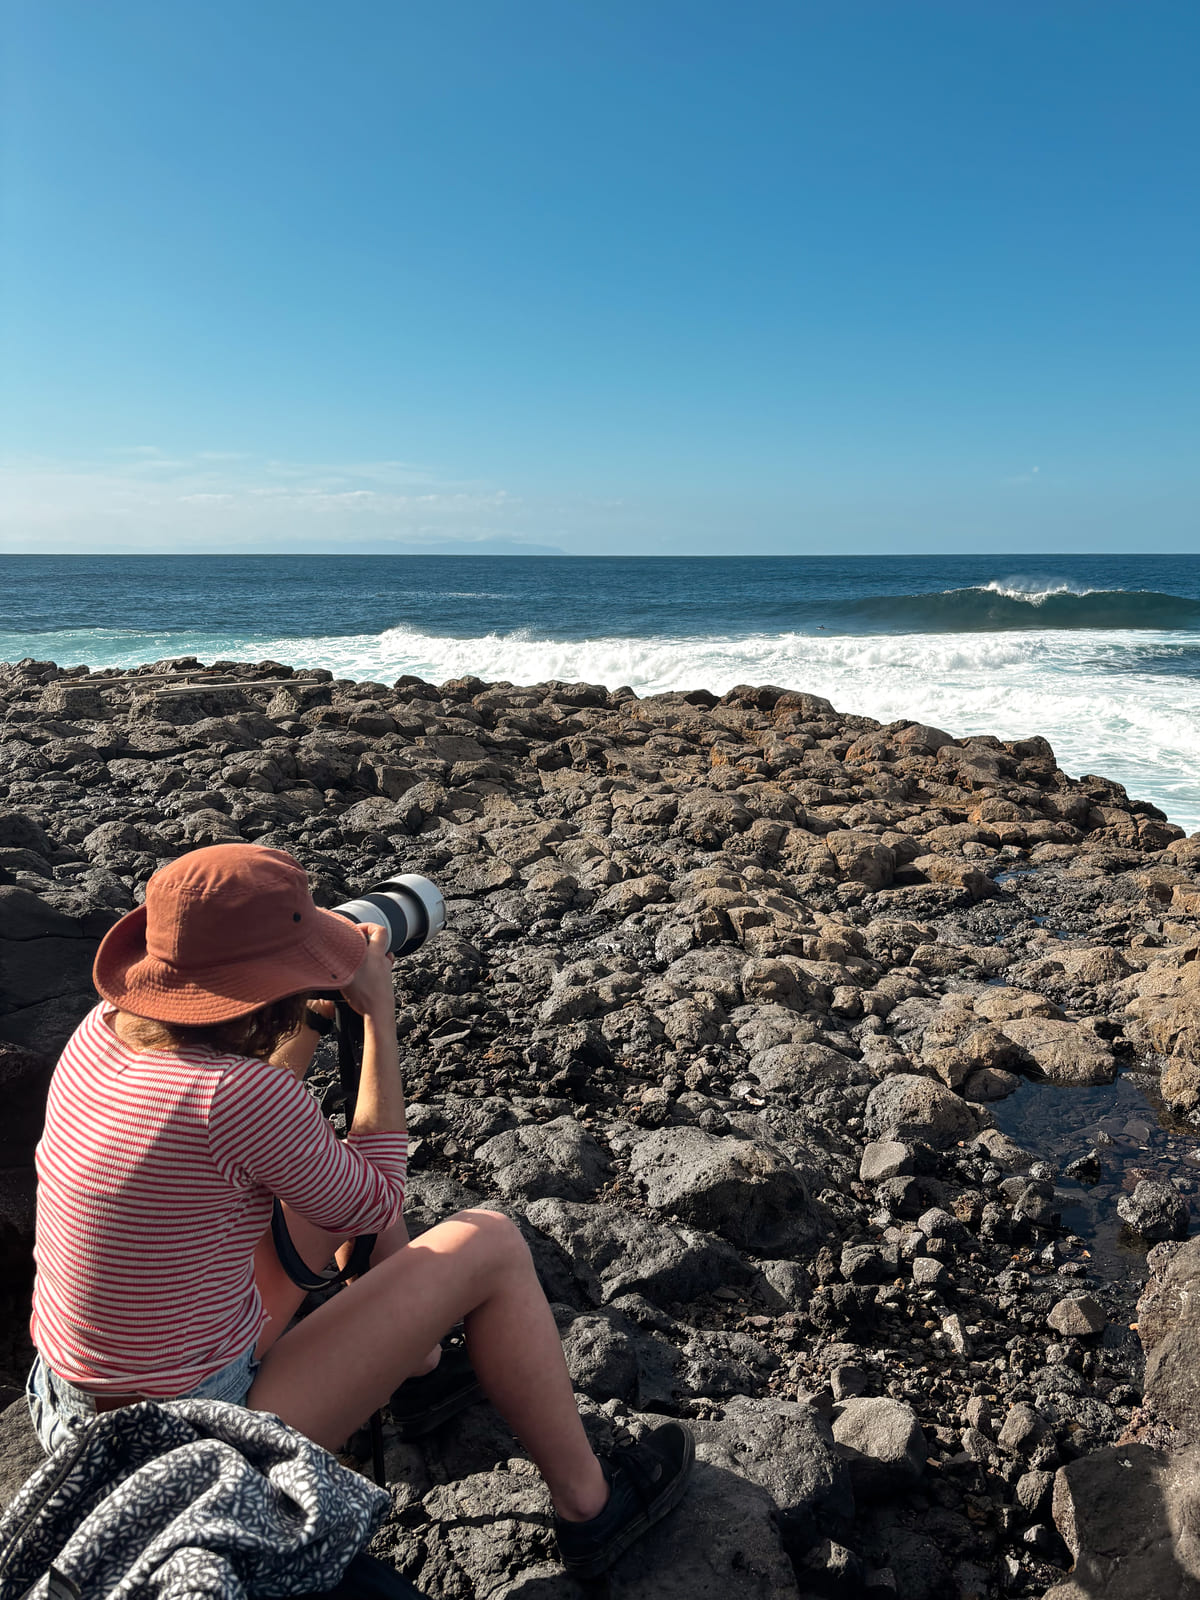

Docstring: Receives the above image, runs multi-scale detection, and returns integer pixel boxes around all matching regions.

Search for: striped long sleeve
[31,1005,406,1396]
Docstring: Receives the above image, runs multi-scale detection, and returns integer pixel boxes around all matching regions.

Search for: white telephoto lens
[332,874,446,956]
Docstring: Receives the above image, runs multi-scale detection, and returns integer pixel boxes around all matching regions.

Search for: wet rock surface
[2,658,1200,1596]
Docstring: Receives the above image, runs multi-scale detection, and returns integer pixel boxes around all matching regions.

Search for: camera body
[333,874,446,957]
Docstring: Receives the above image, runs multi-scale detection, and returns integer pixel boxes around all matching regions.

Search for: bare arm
[336,923,406,1138]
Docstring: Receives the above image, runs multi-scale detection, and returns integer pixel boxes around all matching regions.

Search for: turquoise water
[2,553,1198,831]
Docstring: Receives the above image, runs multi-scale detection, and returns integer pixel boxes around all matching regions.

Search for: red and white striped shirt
[32,1004,406,1396]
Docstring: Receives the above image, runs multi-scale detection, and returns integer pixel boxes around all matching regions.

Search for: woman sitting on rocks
[28,842,693,1578]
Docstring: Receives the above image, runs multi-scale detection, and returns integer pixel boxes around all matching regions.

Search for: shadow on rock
[1045,1442,1200,1599]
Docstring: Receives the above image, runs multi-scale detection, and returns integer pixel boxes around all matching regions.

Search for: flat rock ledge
[2,657,1200,1598]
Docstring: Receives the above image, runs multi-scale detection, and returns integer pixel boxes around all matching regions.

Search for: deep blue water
[2,554,1198,830]
[3,553,1200,641]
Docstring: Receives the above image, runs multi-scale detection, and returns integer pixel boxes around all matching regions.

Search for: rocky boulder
[824,831,896,890]
[0,812,53,856]
[998,1016,1117,1087]
[658,947,747,1010]
[673,791,754,849]
[1046,1443,1200,1599]
[0,1042,56,1275]
[1137,1239,1200,1443]
[1046,1294,1107,1338]
[688,1395,854,1553]
[1118,1179,1190,1243]
[628,1125,820,1256]
[473,1117,610,1203]
[81,819,170,863]
[0,1399,47,1507]
[1122,953,1200,1114]
[747,1040,858,1094]
[831,1396,927,1500]
[380,1407,803,1600]
[0,886,107,1057]
[863,1074,979,1149]
[610,1455,802,1599]
[740,958,807,1010]
[523,1198,752,1308]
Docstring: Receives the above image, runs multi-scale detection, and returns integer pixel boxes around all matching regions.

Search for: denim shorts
[26,1347,261,1456]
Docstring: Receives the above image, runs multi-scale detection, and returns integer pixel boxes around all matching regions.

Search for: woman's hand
[338,923,396,1019]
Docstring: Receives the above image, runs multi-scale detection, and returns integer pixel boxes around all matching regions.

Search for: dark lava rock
[472,1116,609,1202]
[689,1395,854,1554]
[559,1309,641,1403]
[1118,1179,1190,1243]
[831,1396,926,1500]
[523,1197,751,1307]
[1046,1293,1107,1338]
[0,1397,44,1507]
[863,1075,979,1149]
[627,1124,821,1256]
[1047,1442,1200,1600]
[0,813,52,856]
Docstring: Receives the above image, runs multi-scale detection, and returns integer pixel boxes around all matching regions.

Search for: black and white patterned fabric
[0,1398,390,1600]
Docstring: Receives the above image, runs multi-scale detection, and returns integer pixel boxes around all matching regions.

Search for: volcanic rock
[863,1074,979,1149]
[1118,1179,1190,1242]
[858,1141,914,1184]
[524,1198,751,1307]
[831,1396,927,1500]
[473,1117,610,1203]
[998,1402,1052,1457]
[628,1125,820,1256]
[688,1395,853,1553]
[1046,1443,1200,1600]
[998,1016,1117,1087]
[1046,1294,1107,1338]
[559,1310,641,1402]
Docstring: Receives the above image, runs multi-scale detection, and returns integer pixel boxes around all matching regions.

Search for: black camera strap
[335,1001,366,1118]
[271,1000,378,1291]
[269,1198,373,1293]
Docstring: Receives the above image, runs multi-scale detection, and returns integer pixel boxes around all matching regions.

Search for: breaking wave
[830,585,1200,633]
[4,587,1199,829]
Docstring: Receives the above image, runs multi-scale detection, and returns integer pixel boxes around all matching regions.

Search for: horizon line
[2,550,1198,561]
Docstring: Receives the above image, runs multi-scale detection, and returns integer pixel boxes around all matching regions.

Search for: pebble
[912,1256,948,1291]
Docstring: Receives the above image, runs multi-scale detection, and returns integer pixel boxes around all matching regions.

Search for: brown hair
[123,992,311,1062]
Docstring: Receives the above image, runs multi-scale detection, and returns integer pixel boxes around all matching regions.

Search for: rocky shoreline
[2,655,1200,1598]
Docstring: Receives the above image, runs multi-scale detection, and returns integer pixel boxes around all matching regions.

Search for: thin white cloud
[0,449,534,551]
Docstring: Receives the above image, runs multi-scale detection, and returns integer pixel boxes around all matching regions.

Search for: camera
[333,875,446,957]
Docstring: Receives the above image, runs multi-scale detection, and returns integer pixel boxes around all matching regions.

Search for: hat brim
[94,902,369,1025]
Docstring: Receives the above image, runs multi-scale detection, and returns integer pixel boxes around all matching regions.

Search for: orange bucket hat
[93,844,369,1024]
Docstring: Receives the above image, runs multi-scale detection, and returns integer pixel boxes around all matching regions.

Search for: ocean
[2,552,1198,833]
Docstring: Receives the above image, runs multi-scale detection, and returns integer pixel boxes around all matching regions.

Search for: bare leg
[248,1208,608,1522]
[255,1204,440,1372]
[349,1213,442,1372]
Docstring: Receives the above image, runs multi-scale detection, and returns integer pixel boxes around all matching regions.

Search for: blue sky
[2,1,1198,554]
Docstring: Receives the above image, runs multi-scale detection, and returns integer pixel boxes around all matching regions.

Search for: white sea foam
[978,578,1097,603]
[5,621,1197,831]
[233,624,1200,833]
